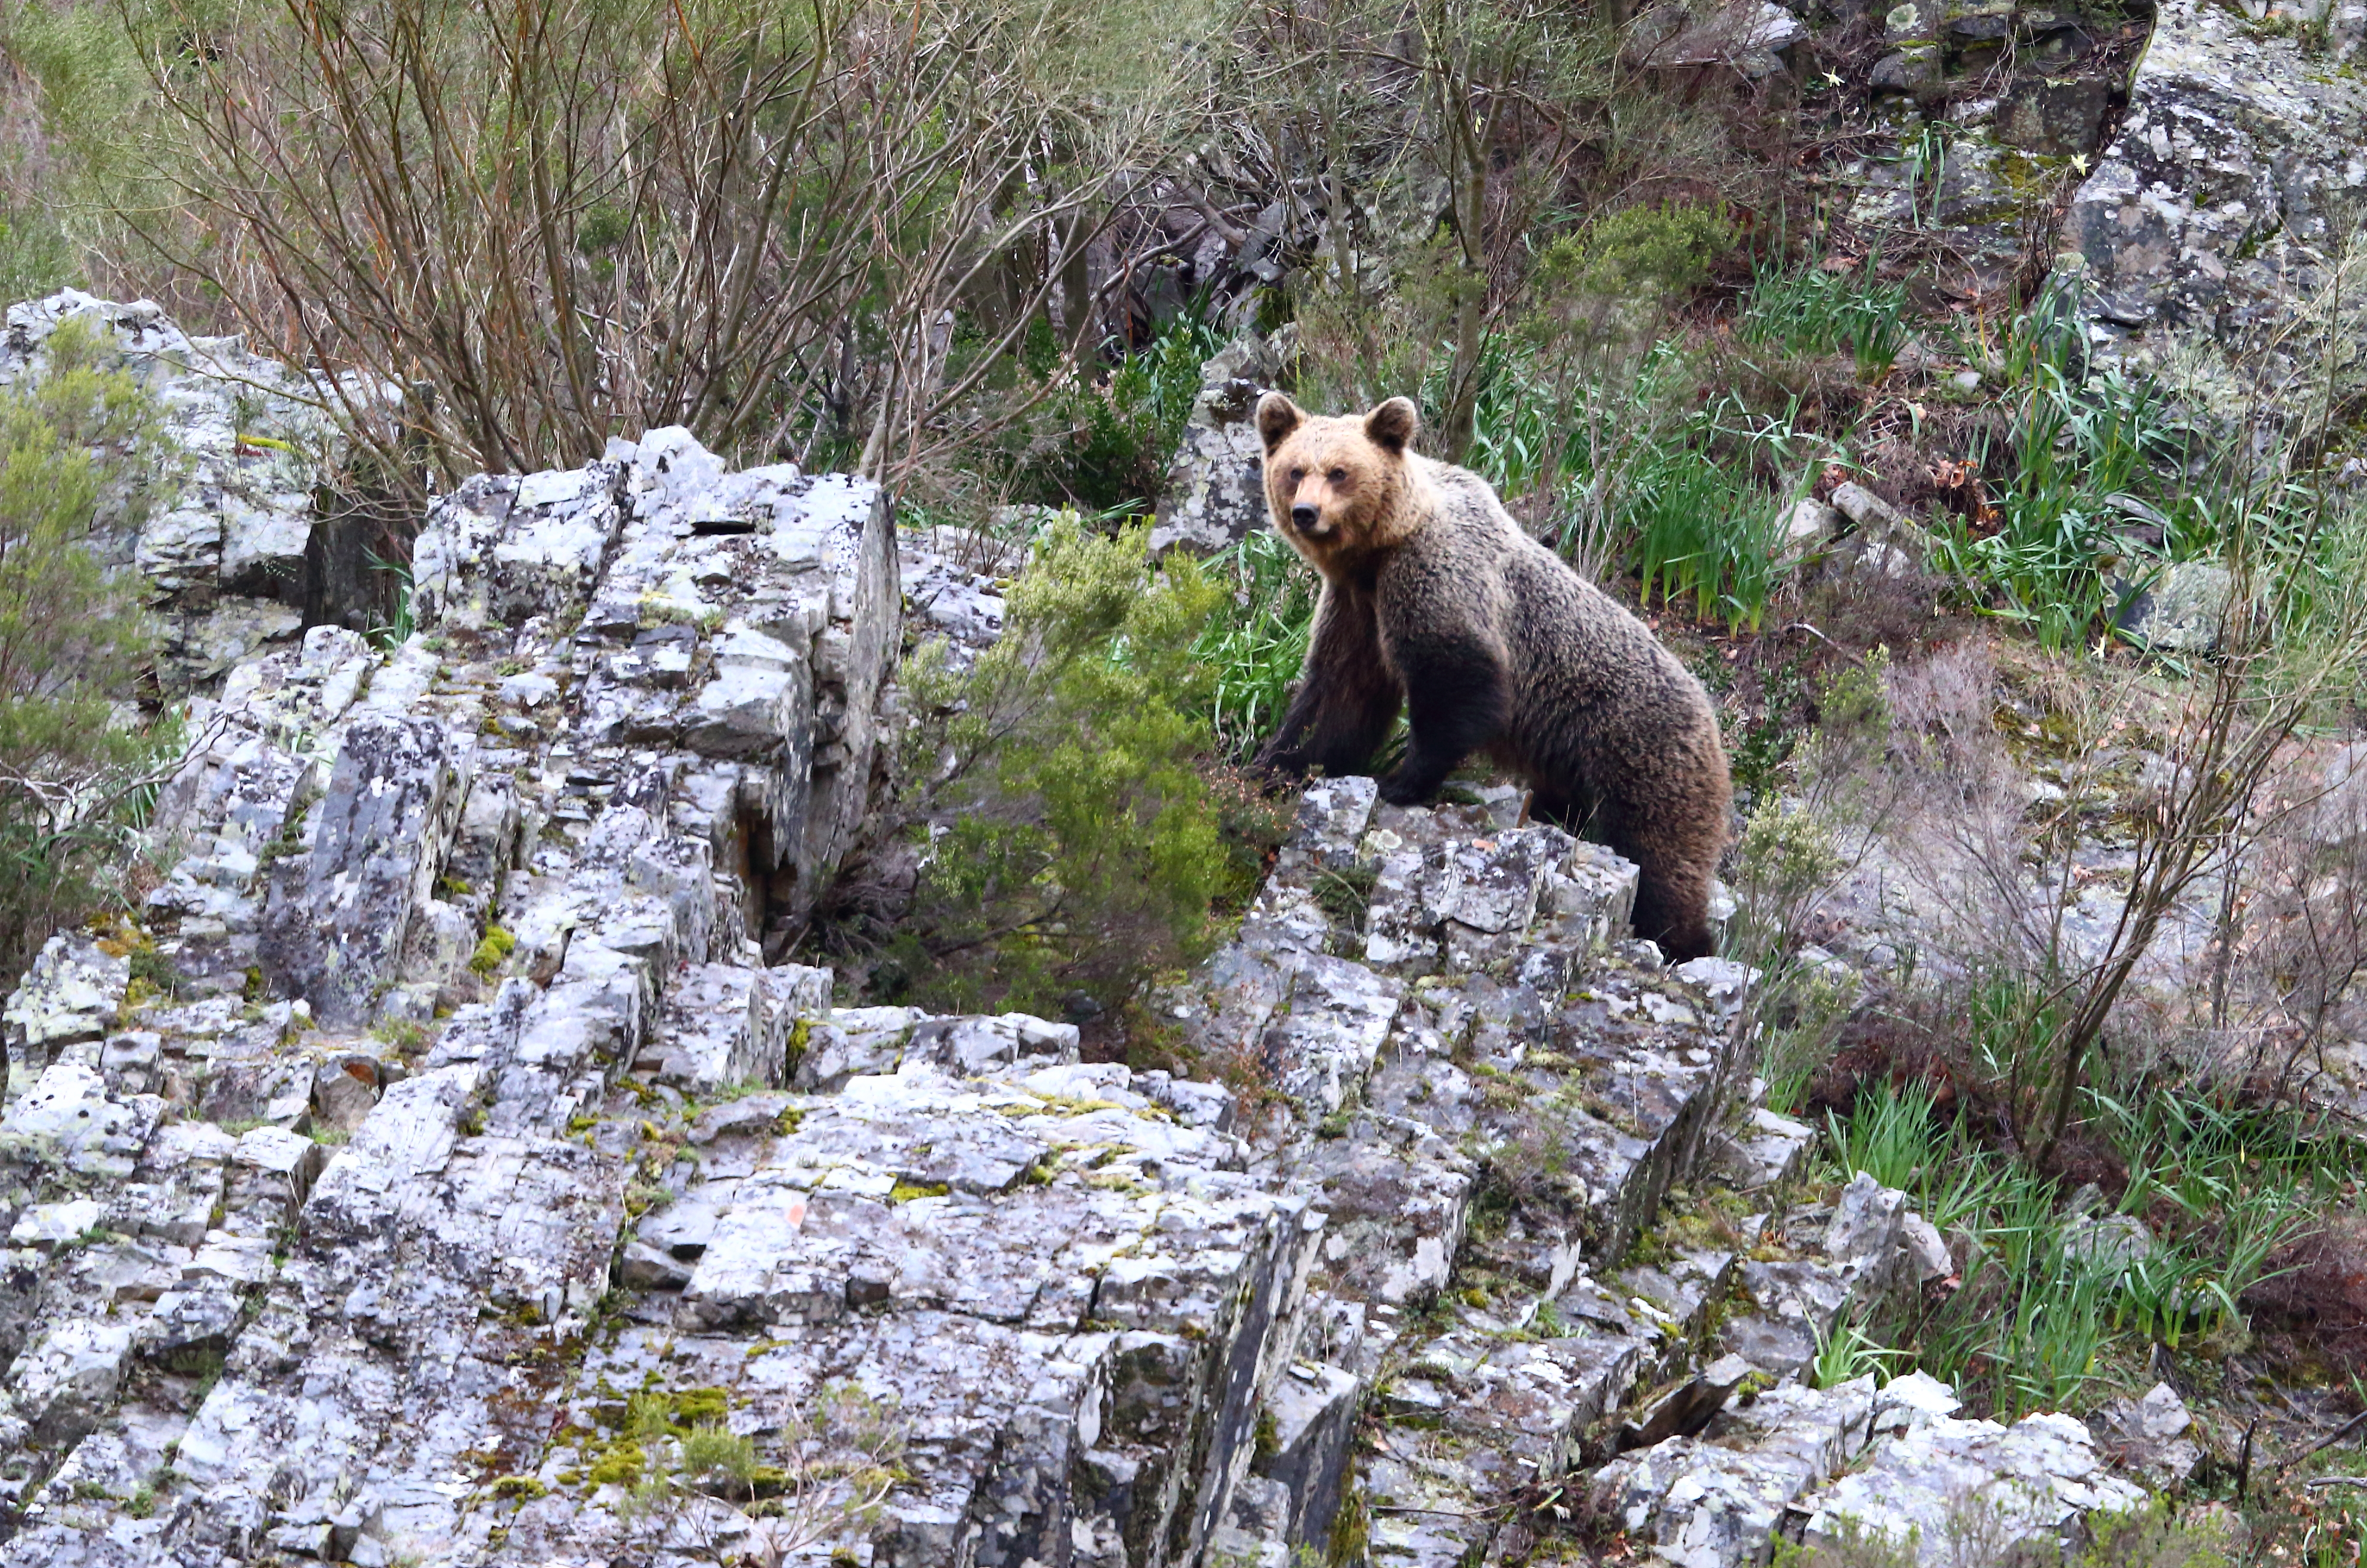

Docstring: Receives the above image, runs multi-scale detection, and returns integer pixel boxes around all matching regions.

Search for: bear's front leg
[1255,579,1400,780]
[1377,634,1507,805]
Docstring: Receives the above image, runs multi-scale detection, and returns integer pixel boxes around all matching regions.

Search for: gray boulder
[2065,0,2367,425]
[1149,333,1291,556]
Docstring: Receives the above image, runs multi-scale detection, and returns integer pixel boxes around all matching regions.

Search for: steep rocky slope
[0,421,2197,1565]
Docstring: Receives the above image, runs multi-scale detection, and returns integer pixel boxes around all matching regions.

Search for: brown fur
[1252,393,1733,960]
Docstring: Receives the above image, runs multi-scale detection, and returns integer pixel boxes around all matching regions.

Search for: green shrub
[1517,202,1732,374]
[998,313,1224,513]
[0,318,172,989]
[882,518,1261,1016]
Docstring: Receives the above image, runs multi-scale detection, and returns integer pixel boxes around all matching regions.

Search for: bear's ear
[1365,397,1419,456]
[1256,392,1303,453]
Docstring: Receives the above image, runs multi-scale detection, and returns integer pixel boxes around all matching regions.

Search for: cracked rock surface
[2065,0,2367,422]
[2,291,372,695]
[5,430,2185,1564]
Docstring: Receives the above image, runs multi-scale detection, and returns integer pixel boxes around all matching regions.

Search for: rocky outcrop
[1148,334,1291,558]
[2,292,378,694]
[2,436,2180,1563]
[2065,0,2367,424]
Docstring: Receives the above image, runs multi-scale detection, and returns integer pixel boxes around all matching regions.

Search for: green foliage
[0,0,218,299]
[1810,1312,1902,1390]
[367,553,415,651]
[1190,529,1319,762]
[1519,202,1731,367]
[996,313,1225,514]
[1621,397,1794,631]
[1841,1043,2337,1418]
[1739,255,1910,382]
[885,518,1258,1016]
[468,926,515,977]
[2079,1503,2231,1568]
[0,318,172,986]
[1729,794,1854,1113]
[1928,277,2192,650]
[1827,1077,1936,1192]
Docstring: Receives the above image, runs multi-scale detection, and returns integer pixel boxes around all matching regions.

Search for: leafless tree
[124,0,1215,491]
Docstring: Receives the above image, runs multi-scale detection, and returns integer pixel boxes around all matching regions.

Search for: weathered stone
[11,1319,139,1444]
[258,715,469,1028]
[2066,0,2367,424]
[1780,497,1844,562]
[2112,561,2237,654]
[1149,335,1288,557]
[1,291,365,695]
[3,1065,158,1180]
[1590,1378,1880,1568]
[410,464,628,632]
[2062,1210,2155,1269]
[2086,1380,2203,1489]
[1830,483,1904,531]
[1619,1353,1755,1451]
[1801,1411,2148,1562]
[2,936,126,1078]
[1252,1363,1362,1553]
[1998,73,2114,156]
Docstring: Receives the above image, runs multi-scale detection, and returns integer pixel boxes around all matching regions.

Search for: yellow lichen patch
[469,926,516,977]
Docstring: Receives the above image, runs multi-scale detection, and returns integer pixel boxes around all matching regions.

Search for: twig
[2285,1407,2367,1472]
[2238,1417,2259,1506]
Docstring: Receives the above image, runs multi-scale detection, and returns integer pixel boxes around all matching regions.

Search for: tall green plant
[1192,529,1318,763]
[0,319,174,986]
[1739,255,1908,382]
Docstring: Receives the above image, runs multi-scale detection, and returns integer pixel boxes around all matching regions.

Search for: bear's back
[1397,456,1647,650]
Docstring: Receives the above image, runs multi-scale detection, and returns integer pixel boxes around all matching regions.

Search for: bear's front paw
[1377,772,1436,807]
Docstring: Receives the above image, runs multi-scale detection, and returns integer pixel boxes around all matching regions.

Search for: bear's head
[1255,393,1421,566]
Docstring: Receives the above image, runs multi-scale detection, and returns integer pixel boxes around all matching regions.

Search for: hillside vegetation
[6,0,2367,1558]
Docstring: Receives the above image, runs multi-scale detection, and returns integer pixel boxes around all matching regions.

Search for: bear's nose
[1290,503,1319,530]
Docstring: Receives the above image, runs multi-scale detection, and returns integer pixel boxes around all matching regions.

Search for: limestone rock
[2087,1381,2204,1489]
[1801,1411,2149,1561]
[2065,0,2367,424]
[1149,334,1289,557]
[2112,561,2237,654]
[2,936,127,1081]
[1,292,375,694]
[1780,497,1843,562]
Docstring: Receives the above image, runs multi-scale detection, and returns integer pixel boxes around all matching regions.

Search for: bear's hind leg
[1592,800,1717,961]
[1376,634,1508,806]
[1629,865,1716,963]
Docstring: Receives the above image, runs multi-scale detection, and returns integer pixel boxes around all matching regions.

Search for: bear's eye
[1288,467,1306,483]
[1328,467,1348,485]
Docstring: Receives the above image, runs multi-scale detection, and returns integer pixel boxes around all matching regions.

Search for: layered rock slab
[0,427,906,1560]
[1,291,374,694]
[2065,0,2367,423]
[511,1055,1318,1568]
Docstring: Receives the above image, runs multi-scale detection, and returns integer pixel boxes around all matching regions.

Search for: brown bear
[1251,392,1732,961]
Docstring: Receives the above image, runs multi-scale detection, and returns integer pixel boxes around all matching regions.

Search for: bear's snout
[1290,502,1321,532]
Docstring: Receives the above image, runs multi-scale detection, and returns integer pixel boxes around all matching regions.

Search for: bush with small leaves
[873,517,1271,1017]
[0,318,174,989]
